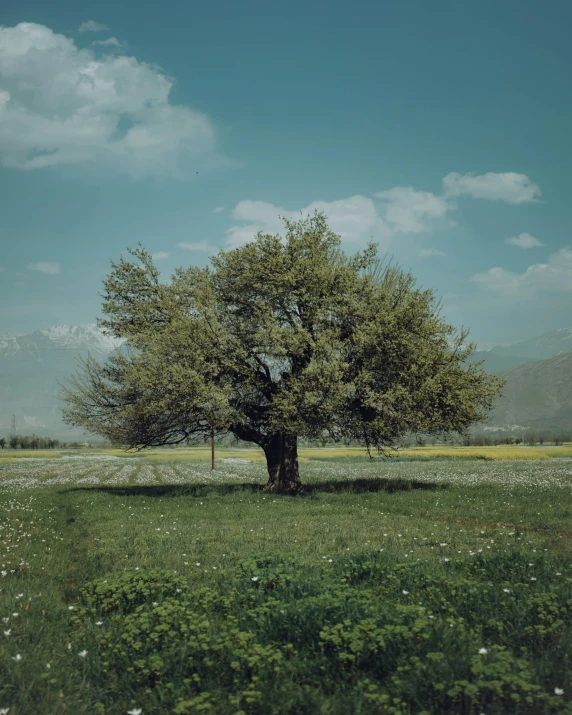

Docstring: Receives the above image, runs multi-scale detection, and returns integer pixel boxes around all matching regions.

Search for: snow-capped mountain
[0,324,123,359]
[0,325,123,439]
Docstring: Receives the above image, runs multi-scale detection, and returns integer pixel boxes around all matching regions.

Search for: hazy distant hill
[1,324,571,439]
[488,327,572,362]
[465,351,536,374]
[485,350,572,432]
[0,325,122,440]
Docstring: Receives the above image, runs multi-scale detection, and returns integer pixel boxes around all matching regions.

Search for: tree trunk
[262,432,301,494]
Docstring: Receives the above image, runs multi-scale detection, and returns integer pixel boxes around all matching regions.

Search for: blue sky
[1,0,571,348]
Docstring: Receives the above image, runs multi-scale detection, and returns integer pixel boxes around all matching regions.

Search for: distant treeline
[403,432,572,447]
[0,434,111,450]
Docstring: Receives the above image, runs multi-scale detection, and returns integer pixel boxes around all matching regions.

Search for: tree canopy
[61,211,504,493]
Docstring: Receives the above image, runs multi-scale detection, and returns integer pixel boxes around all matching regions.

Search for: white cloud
[27,261,61,274]
[505,232,544,249]
[372,187,452,233]
[442,172,541,205]
[23,415,44,427]
[225,196,391,249]
[78,21,109,33]
[92,37,123,48]
[0,22,232,177]
[419,248,447,257]
[471,247,572,296]
[152,251,169,260]
[178,240,210,251]
[222,170,542,250]
[212,206,225,214]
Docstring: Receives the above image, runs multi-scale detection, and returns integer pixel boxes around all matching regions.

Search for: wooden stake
[211,429,215,470]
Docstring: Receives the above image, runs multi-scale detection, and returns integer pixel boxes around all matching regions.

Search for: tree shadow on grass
[63,477,447,499]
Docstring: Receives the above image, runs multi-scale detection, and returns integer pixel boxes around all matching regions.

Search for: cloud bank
[223,171,541,250]
[471,247,572,296]
[0,22,233,177]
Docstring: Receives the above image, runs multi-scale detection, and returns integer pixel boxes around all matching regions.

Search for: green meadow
[1,452,572,714]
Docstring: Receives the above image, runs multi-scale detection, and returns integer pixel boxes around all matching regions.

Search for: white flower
[503,589,510,593]
[530,577,537,581]
[95,621,103,626]
[251,577,259,582]
[15,594,23,599]
[127,709,143,715]
[79,650,88,658]
[68,606,75,610]
[554,688,564,696]
[556,572,562,576]
[478,648,488,655]
[11,614,18,618]
[402,590,409,595]
[3,630,10,636]
[195,563,200,567]
[0,707,9,714]
[12,653,22,661]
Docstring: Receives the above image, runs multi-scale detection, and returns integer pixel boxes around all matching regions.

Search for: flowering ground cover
[0,455,571,714]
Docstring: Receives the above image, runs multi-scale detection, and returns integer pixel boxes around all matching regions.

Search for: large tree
[61,212,503,493]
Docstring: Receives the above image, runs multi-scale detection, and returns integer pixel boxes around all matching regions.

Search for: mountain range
[0,324,571,439]
[0,325,122,439]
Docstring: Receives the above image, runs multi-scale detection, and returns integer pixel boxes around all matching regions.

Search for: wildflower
[195,563,200,567]
[79,650,88,658]
[3,630,10,636]
[0,708,9,714]
[556,572,562,576]
[68,606,75,610]
[530,577,537,581]
[251,577,259,582]
[327,559,333,563]
[443,558,450,562]
[503,588,510,593]
[15,594,23,599]
[402,590,409,595]
[11,614,18,618]
[478,648,488,655]
[555,688,564,696]
[46,664,50,669]
[12,653,22,661]
[127,709,143,715]
[96,621,103,626]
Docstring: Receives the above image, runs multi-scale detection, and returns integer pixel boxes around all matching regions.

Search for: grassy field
[1,453,572,713]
